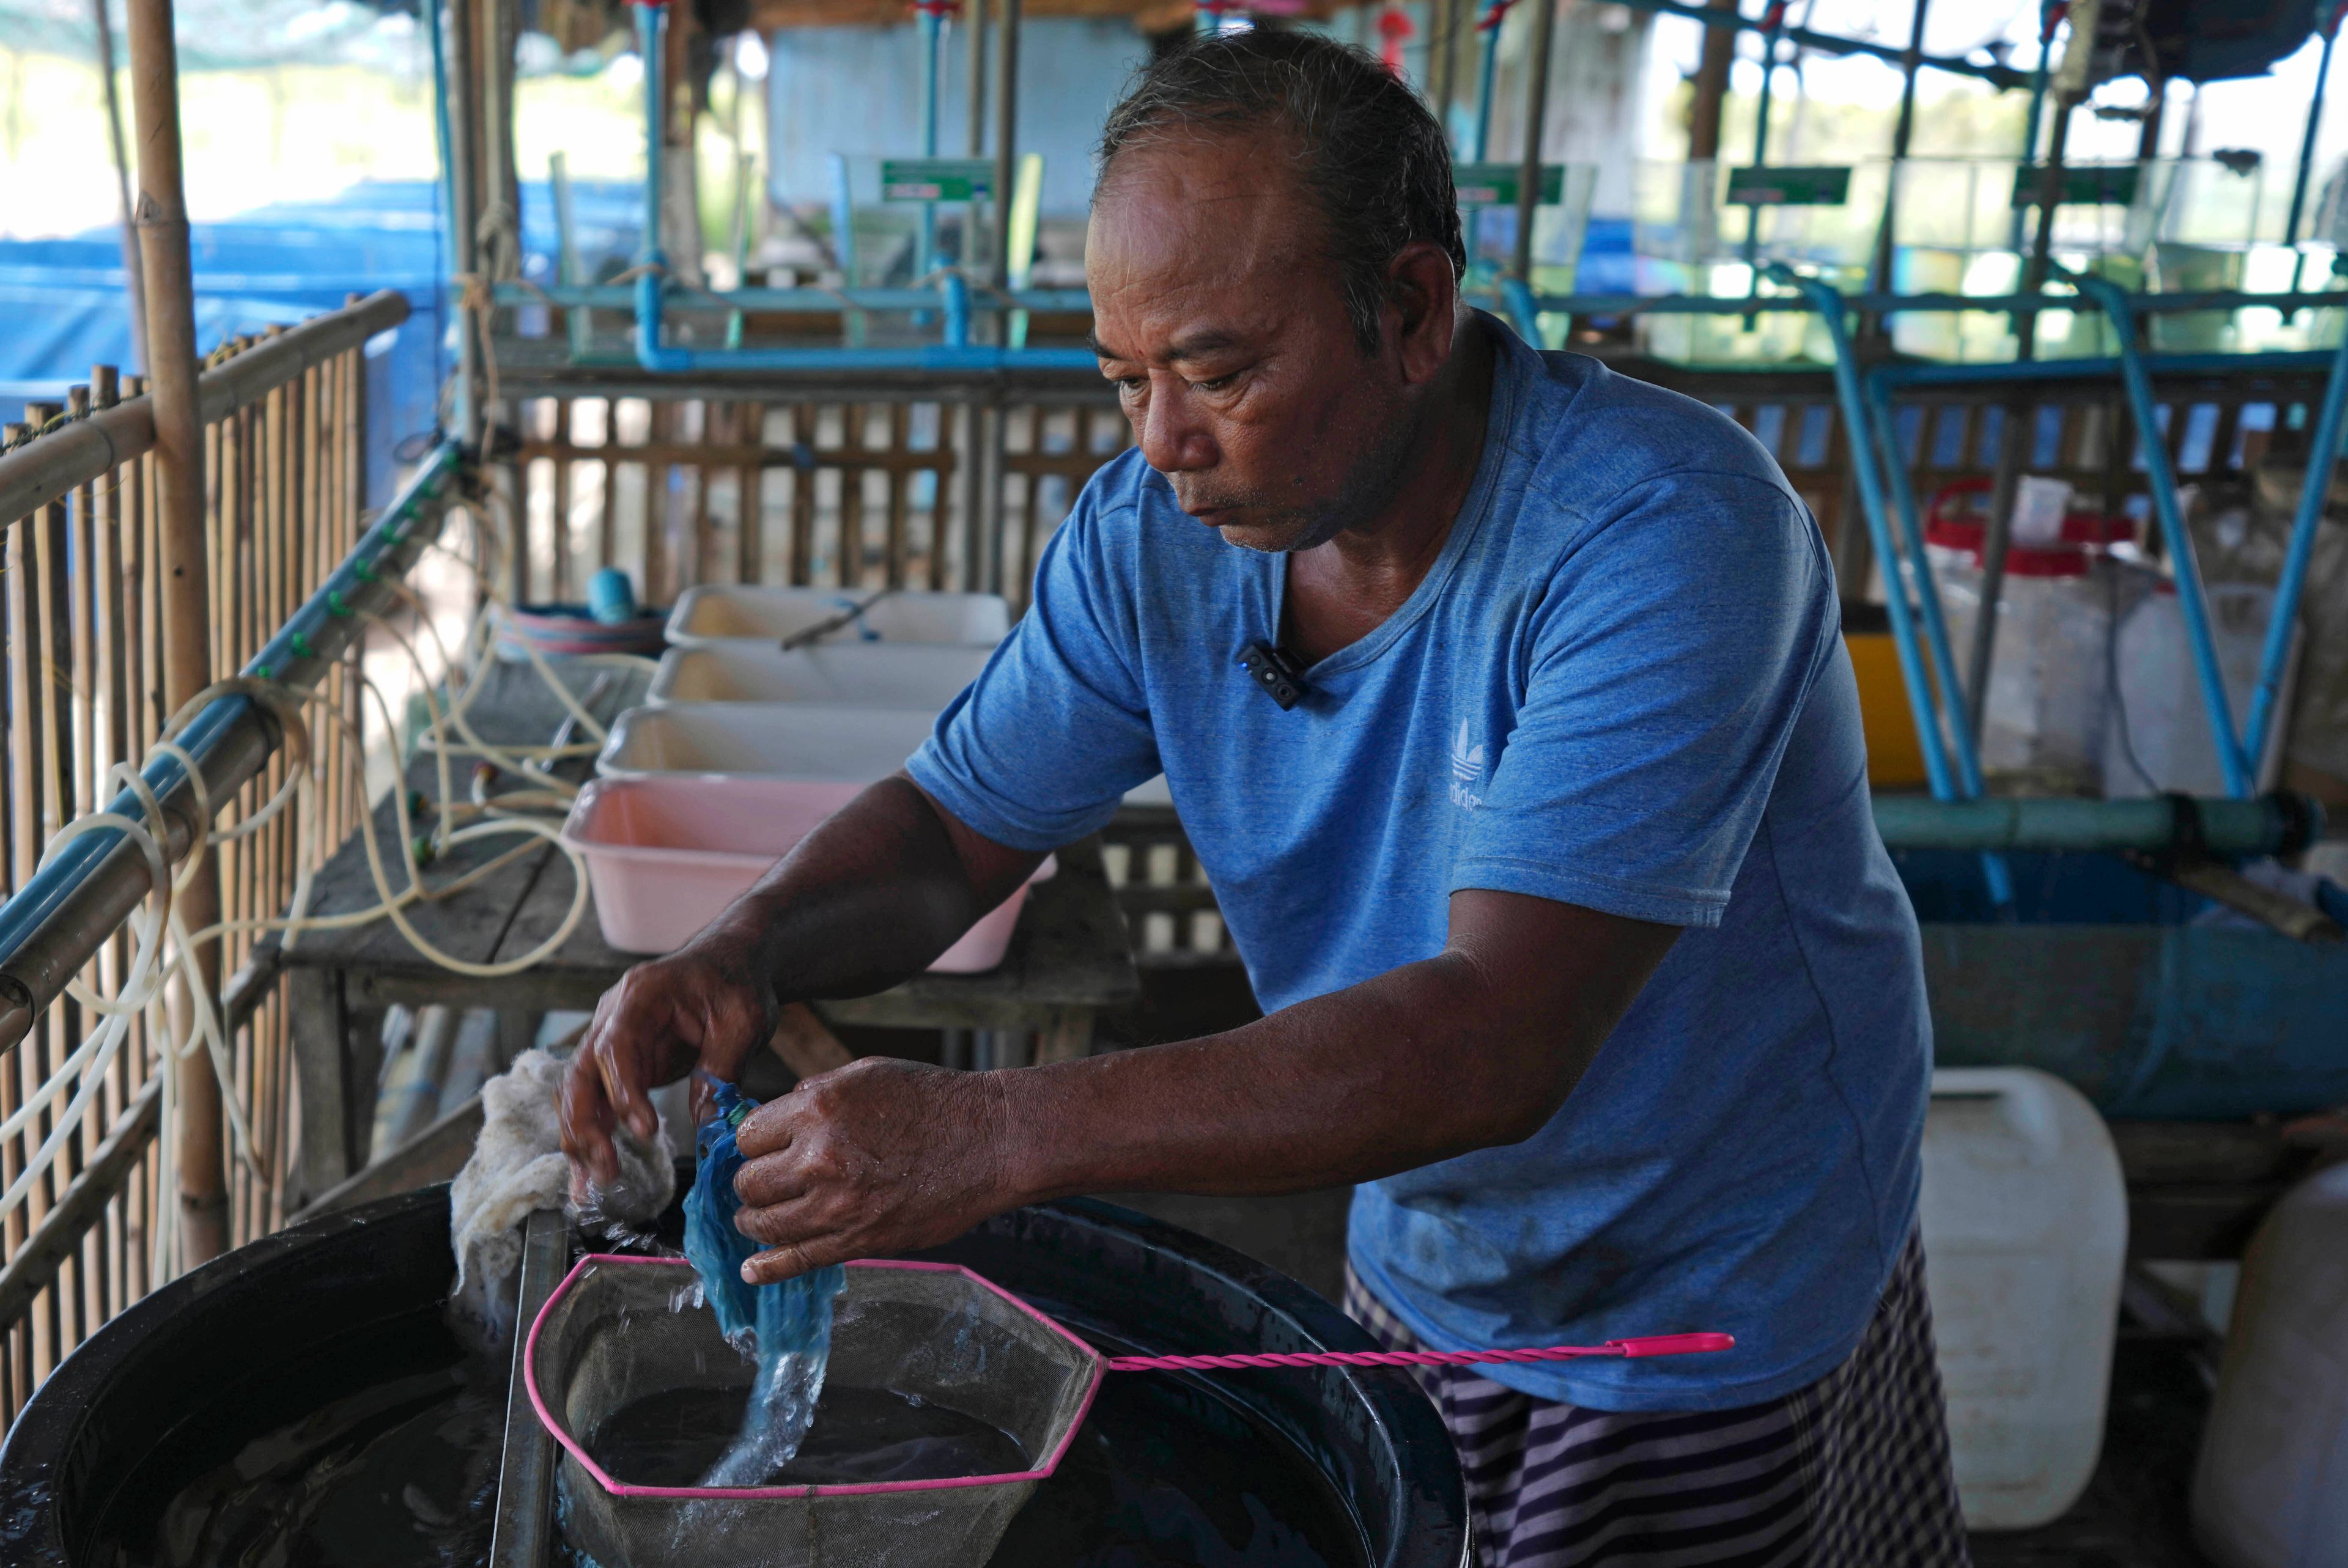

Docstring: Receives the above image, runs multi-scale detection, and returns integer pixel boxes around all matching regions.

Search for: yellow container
[1845,627,1929,789]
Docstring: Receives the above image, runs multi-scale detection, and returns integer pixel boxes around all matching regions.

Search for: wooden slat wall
[0,331,371,1424]
[513,393,1133,613]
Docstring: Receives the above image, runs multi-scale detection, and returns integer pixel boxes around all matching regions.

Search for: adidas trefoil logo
[1449,719,1486,809]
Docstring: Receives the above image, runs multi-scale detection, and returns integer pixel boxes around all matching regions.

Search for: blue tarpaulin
[0,177,641,503]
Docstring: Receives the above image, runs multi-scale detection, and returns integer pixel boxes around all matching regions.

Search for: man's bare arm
[558,773,1041,1185]
[723,886,1677,1283]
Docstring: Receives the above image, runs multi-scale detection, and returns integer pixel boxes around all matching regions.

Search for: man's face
[1087,130,1414,553]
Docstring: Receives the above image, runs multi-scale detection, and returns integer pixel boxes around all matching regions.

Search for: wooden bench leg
[287,968,354,1212]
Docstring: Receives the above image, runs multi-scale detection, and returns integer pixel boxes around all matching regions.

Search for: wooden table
[267,674,1138,1209]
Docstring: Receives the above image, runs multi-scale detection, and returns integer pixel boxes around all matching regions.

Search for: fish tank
[1630,157,1887,366]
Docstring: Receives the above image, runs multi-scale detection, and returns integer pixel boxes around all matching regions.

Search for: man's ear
[1386,241,1461,385]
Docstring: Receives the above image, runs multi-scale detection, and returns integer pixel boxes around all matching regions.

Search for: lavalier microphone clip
[1240,641,1307,711]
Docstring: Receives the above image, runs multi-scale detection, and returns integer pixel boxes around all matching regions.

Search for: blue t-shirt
[907,322,1931,1410]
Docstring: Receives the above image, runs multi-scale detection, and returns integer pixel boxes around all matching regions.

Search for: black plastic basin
[0,1188,1466,1567]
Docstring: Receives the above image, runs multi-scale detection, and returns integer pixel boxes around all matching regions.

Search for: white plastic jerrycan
[2193,1160,2348,1568]
[1919,1067,2128,1529]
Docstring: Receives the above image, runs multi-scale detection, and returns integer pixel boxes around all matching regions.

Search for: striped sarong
[1344,1230,1970,1567]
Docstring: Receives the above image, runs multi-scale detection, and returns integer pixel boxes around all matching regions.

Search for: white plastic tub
[666,586,1011,649]
[602,702,1176,811]
[597,704,937,782]
[646,642,992,707]
[2103,581,2298,797]
[1919,1066,2128,1531]
[559,775,1047,968]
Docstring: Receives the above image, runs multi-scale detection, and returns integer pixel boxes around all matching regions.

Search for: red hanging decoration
[1377,1,1415,75]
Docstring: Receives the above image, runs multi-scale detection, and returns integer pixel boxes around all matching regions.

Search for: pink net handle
[1105,1333,1734,1373]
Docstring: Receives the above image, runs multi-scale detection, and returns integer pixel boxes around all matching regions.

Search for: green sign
[2009,163,2143,210]
[1725,165,1852,207]
[1453,163,1567,208]
[880,159,995,202]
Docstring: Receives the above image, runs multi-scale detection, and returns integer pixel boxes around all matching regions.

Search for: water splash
[699,1349,830,1486]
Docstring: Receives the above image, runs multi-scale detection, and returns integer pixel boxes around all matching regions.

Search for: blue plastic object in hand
[684,1078,846,1355]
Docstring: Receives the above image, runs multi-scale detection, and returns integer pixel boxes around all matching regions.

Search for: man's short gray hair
[1096,30,1466,357]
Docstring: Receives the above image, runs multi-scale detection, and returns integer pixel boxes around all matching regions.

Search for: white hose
[12,480,607,1259]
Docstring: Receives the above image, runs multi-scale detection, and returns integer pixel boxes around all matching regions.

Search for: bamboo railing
[0,292,404,1423]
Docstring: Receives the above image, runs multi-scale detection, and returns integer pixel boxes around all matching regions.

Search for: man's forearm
[692,775,1041,1012]
[984,889,1677,1204]
[992,951,1594,1202]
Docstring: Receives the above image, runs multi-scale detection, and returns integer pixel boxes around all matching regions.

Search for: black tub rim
[925,1196,1470,1568]
[0,1188,1469,1568]
[0,1186,460,1566]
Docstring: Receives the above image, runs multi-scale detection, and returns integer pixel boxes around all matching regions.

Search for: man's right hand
[559,944,777,1190]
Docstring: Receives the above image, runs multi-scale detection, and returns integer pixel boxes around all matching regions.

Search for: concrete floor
[1967,1334,2218,1568]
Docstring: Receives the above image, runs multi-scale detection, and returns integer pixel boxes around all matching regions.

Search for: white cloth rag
[448,1047,674,1349]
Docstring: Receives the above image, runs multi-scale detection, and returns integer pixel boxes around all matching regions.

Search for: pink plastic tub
[558,775,1049,969]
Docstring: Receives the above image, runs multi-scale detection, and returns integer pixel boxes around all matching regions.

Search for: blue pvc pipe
[1767,265,2011,907]
[632,271,1092,370]
[918,7,943,281]
[426,0,470,437]
[1471,2,1504,163]
[501,278,2348,335]
[1500,276,1541,345]
[2070,274,2257,796]
[508,284,2348,322]
[2244,314,2348,767]
[2007,4,2056,252]
[1769,274,1954,797]
[1877,346,2344,387]
[1864,370,1989,801]
[942,273,972,347]
[1742,16,1782,289]
[0,441,466,976]
[2286,19,2339,251]
[638,1,668,284]
[498,283,1096,314]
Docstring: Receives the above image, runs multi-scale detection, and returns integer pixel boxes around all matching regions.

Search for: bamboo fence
[0,294,394,1424]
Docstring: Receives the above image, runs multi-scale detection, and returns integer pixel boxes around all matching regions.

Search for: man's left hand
[729,1058,1021,1285]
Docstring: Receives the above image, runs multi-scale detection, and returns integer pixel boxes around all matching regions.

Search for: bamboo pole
[89,0,147,374]
[991,0,1020,289]
[1685,0,1736,161]
[1509,0,1557,290]
[124,0,227,1268]
[1426,0,1460,150]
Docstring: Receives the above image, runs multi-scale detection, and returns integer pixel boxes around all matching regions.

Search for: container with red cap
[1918,480,2114,790]
[1979,538,2111,790]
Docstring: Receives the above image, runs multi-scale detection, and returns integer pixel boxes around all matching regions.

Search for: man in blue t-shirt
[564,31,1968,1567]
